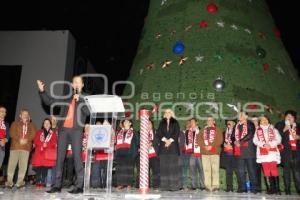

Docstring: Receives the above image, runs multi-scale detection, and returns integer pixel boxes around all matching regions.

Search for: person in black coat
[234,111,258,193]
[37,76,90,194]
[220,118,240,192]
[157,109,180,191]
[275,110,300,195]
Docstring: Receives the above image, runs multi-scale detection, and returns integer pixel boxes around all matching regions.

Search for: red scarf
[0,120,6,139]
[288,123,297,151]
[148,129,157,158]
[116,128,134,149]
[203,126,217,153]
[256,125,275,143]
[184,127,201,157]
[256,125,277,155]
[234,122,249,156]
[185,128,194,153]
[224,128,233,154]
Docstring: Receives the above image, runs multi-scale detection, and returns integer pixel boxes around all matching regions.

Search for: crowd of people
[0,76,299,196]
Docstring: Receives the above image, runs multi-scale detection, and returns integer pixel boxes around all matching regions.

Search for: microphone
[75,88,79,95]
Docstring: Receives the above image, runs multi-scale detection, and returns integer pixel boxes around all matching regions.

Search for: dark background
[0,0,299,92]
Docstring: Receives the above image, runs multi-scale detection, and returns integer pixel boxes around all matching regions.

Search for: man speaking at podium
[37,76,89,194]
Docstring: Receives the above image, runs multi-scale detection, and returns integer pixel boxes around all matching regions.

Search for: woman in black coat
[157,109,180,191]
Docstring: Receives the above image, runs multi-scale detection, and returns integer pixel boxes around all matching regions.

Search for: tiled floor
[0,186,299,200]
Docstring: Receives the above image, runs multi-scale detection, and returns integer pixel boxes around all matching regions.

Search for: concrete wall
[0,30,76,126]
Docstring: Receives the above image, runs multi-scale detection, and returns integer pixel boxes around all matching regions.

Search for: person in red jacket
[32,118,57,188]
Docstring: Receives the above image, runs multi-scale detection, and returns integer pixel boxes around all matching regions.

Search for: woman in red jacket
[32,118,57,188]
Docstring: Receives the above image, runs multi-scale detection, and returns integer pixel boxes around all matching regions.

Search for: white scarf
[22,122,28,139]
[148,129,157,158]
[116,128,134,149]
[288,123,297,151]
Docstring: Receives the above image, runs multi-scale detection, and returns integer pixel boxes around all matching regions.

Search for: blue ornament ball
[172,41,185,54]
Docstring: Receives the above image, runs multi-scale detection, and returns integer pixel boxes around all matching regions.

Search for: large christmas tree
[123,0,300,129]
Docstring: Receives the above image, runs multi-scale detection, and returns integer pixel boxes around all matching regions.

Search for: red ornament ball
[199,20,208,28]
[263,63,270,71]
[207,3,218,13]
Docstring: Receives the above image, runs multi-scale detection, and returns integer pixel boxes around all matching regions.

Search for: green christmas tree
[123,0,300,130]
[123,0,300,191]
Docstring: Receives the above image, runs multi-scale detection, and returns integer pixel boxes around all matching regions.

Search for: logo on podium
[88,125,112,149]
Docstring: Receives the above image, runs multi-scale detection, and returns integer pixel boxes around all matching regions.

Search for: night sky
[1,0,299,91]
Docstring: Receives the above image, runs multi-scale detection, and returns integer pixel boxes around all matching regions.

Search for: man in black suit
[37,76,89,194]
[275,110,300,195]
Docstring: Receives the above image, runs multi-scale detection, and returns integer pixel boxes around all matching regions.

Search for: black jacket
[234,121,256,159]
[157,117,180,155]
[275,120,300,164]
[39,91,90,130]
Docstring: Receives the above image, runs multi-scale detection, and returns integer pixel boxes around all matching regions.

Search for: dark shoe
[266,177,273,194]
[47,187,61,193]
[68,187,83,194]
[274,177,281,195]
[226,188,233,192]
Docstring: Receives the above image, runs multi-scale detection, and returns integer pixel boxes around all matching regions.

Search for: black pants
[283,154,300,192]
[160,154,180,191]
[237,157,258,191]
[62,156,75,185]
[54,128,84,189]
[34,166,49,184]
[224,156,240,191]
[256,163,262,192]
[91,160,107,188]
[149,157,160,188]
[116,155,134,186]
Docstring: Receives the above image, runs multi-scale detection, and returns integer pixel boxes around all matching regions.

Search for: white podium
[83,95,125,198]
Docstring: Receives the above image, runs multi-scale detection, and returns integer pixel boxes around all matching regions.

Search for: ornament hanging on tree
[230,24,238,30]
[155,33,162,39]
[276,65,285,74]
[273,27,281,38]
[212,77,225,91]
[195,54,204,62]
[256,46,266,59]
[199,20,208,28]
[258,32,267,40]
[248,59,258,67]
[206,3,218,14]
[179,56,188,65]
[170,30,176,36]
[146,63,155,70]
[172,41,185,54]
[216,21,225,27]
[162,60,172,69]
[139,69,144,75]
[213,52,224,61]
[233,56,241,64]
[244,28,251,34]
[263,63,270,71]
[184,25,193,32]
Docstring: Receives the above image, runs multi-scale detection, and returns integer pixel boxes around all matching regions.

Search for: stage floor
[0,186,299,200]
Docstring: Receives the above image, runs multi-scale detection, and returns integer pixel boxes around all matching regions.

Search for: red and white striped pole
[139,109,150,194]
